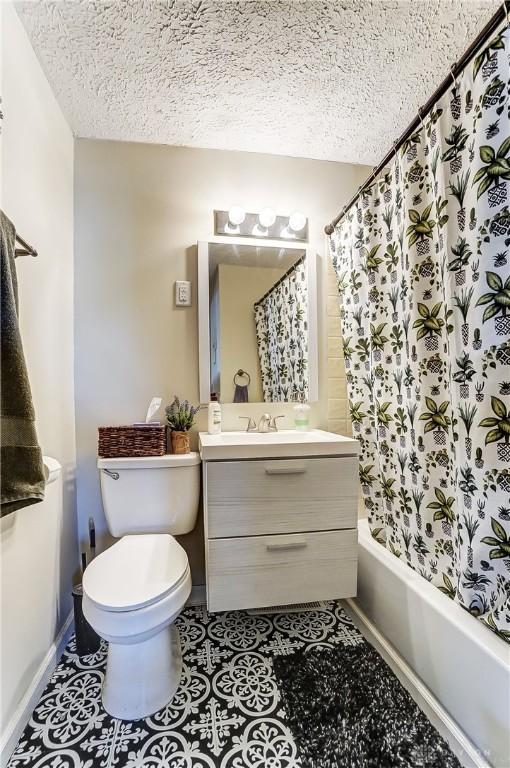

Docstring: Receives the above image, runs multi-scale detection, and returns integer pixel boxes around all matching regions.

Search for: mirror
[198,240,318,404]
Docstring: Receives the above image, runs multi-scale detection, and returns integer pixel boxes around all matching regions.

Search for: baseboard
[0,612,74,768]
[343,599,491,768]
[187,584,206,607]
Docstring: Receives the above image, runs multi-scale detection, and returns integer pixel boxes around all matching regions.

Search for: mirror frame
[198,238,318,404]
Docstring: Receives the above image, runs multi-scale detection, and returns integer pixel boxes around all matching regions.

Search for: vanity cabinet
[201,434,359,612]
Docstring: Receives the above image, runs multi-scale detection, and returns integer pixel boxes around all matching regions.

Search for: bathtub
[352,519,510,768]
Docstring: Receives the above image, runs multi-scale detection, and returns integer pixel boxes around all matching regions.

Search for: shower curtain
[254,258,308,402]
[330,25,510,642]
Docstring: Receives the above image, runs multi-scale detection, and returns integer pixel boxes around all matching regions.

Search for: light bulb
[258,207,276,229]
[228,206,245,226]
[289,211,306,232]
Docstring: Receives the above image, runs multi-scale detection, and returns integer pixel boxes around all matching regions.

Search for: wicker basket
[98,425,167,458]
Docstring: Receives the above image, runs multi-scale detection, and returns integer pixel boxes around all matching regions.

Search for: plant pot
[482,53,498,80]
[488,182,507,208]
[434,429,446,446]
[497,442,510,462]
[170,430,191,454]
[457,208,466,231]
[417,239,430,257]
[425,335,439,352]
[455,270,466,286]
[450,94,461,120]
[495,315,510,336]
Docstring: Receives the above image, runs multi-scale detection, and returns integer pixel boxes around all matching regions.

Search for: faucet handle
[270,415,286,432]
[239,416,257,432]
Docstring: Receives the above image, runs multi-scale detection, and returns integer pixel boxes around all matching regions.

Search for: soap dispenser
[293,394,310,432]
[208,393,222,435]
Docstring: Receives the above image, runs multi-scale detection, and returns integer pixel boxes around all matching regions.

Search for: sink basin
[199,429,359,460]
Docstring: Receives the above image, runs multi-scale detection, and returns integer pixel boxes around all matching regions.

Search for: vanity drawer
[206,456,358,538]
[207,529,357,612]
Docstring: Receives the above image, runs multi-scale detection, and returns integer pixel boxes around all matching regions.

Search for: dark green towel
[1,210,45,516]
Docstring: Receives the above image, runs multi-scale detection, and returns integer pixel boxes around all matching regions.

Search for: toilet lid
[83,534,189,612]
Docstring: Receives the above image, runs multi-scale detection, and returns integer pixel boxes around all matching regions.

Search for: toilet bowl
[83,452,201,720]
[83,534,192,719]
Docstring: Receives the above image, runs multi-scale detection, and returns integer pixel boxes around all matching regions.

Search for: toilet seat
[83,534,189,612]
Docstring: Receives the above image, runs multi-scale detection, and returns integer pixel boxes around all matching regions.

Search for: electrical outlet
[175,280,191,306]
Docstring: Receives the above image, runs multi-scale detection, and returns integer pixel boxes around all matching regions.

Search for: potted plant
[165,396,200,455]
[412,301,445,352]
[473,139,510,208]
[419,396,451,446]
[476,271,510,336]
[406,203,436,256]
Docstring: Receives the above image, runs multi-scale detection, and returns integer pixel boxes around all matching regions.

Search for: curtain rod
[254,254,306,306]
[324,2,508,236]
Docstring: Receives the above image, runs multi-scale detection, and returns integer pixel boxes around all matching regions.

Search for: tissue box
[98,425,167,458]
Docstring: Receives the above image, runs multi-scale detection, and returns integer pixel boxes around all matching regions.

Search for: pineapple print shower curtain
[254,258,308,402]
[329,25,510,641]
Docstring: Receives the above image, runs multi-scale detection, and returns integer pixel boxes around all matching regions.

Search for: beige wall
[218,264,284,403]
[0,2,77,746]
[74,137,368,579]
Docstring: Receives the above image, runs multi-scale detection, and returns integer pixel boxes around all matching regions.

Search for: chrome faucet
[239,414,286,433]
[239,416,257,432]
[258,413,272,433]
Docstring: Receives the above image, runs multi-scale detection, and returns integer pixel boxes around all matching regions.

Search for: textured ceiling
[16,0,499,164]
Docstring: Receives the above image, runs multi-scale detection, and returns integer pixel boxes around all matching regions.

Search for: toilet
[82,452,201,720]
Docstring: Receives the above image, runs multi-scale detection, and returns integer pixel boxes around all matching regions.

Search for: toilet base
[102,624,182,720]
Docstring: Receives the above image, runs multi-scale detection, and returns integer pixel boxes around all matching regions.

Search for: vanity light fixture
[228,206,246,226]
[258,207,276,229]
[214,209,309,242]
[289,210,307,233]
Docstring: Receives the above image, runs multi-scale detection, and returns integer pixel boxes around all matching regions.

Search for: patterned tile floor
[8,601,364,768]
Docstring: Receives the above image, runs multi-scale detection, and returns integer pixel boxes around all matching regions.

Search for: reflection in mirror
[208,243,309,403]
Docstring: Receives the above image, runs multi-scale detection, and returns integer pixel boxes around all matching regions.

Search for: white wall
[0,2,77,747]
[75,138,368,578]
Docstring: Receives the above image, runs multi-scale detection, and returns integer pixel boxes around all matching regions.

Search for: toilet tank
[97,453,201,537]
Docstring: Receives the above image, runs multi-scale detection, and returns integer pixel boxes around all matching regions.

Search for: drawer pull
[266,541,307,551]
[264,463,306,475]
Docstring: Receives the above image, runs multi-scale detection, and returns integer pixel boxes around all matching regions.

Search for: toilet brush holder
[72,584,101,656]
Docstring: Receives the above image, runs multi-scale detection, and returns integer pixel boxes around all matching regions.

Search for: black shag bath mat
[273,642,462,768]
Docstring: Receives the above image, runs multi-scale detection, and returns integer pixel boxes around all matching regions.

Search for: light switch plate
[175,280,191,306]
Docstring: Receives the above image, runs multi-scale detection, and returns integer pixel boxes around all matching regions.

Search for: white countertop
[199,429,359,461]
